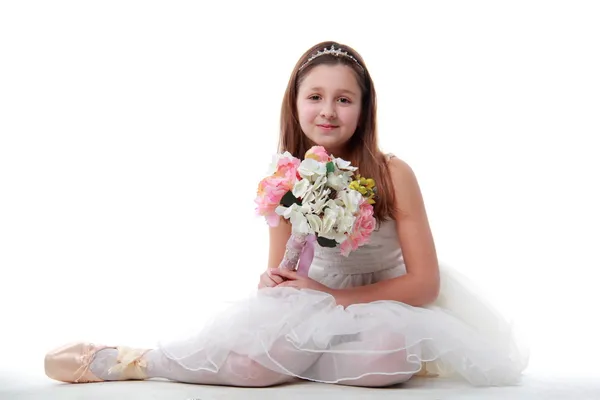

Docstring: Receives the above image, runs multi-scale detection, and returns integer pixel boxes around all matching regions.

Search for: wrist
[330,288,350,307]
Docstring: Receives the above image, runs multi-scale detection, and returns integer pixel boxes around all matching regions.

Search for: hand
[270,269,333,294]
[257,268,286,289]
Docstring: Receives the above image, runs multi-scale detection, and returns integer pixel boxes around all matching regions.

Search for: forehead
[298,64,361,93]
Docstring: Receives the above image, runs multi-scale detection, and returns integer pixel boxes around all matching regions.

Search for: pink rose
[255,176,293,226]
[305,146,330,162]
[255,156,300,227]
[275,156,301,182]
[340,198,376,256]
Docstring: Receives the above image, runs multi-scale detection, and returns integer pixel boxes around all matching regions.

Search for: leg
[148,336,322,387]
[145,349,295,387]
[46,336,321,387]
[307,331,420,387]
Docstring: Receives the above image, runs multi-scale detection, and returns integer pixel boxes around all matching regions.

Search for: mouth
[317,124,339,131]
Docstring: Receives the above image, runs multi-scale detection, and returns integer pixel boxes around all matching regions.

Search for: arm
[257,218,292,289]
[267,218,292,269]
[333,158,440,307]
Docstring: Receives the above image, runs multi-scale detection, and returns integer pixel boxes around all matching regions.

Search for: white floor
[2,368,599,400]
[2,341,599,399]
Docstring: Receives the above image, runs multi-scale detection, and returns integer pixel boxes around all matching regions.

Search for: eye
[338,97,352,104]
[308,95,321,101]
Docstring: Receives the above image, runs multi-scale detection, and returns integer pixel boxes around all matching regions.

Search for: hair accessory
[299,44,364,71]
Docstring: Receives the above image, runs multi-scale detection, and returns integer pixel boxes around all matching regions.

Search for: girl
[44,41,528,388]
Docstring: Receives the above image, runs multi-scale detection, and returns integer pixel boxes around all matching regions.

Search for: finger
[263,275,279,287]
[267,269,285,284]
[258,279,269,289]
[259,274,277,288]
[270,268,298,280]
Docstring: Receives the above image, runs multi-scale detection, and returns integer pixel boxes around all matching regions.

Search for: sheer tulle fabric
[158,264,528,387]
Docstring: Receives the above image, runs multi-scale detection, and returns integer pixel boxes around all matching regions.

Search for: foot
[44,342,150,383]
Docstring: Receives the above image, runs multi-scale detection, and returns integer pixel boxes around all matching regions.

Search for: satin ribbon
[107,346,150,380]
[296,234,316,277]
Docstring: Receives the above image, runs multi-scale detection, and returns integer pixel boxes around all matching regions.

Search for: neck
[325,146,352,161]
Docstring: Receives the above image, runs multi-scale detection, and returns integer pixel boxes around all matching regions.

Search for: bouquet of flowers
[255,146,377,277]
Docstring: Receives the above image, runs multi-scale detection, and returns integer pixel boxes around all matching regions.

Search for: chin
[309,136,338,147]
[305,133,351,155]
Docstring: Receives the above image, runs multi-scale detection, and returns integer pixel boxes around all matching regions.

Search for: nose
[320,101,337,119]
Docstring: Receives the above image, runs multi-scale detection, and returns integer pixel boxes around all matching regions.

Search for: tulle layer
[158,269,528,387]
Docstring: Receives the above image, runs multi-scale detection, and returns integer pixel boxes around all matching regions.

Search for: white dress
[158,220,529,386]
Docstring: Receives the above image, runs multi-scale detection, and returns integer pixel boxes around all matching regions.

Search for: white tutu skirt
[157,265,529,387]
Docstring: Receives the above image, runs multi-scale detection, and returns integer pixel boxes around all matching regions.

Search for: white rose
[306,214,322,233]
[276,204,311,234]
[298,158,326,180]
[336,211,356,235]
[321,201,341,234]
[292,178,311,199]
[338,189,362,215]
[326,172,346,191]
[333,157,358,172]
[267,151,295,175]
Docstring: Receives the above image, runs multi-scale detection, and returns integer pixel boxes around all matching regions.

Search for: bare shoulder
[386,156,424,219]
[387,156,417,183]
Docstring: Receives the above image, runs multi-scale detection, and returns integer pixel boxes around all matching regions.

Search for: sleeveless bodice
[308,220,407,289]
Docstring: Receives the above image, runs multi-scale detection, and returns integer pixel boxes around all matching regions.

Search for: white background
[1,1,598,379]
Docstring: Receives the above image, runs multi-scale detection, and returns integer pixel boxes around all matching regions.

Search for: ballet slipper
[414,361,439,378]
[44,342,150,383]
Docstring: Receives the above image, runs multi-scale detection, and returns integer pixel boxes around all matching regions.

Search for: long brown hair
[279,40,397,222]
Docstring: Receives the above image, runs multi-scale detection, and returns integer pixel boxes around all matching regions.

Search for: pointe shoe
[45,342,150,383]
[414,361,439,378]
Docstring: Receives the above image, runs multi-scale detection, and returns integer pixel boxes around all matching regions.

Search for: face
[296,64,362,157]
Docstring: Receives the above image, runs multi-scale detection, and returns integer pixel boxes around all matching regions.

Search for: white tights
[305,332,417,387]
[90,333,416,388]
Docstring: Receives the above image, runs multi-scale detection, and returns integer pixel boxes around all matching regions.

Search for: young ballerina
[44,41,528,388]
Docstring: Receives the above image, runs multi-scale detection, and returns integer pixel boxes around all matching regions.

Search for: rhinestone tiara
[298,44,364,72]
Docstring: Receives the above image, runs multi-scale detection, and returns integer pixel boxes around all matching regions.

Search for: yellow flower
[349,174,377,205]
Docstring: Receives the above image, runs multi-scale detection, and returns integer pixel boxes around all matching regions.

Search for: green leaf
[280,190,301,207]
[317,235,337,248]
[326,161,335,173]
